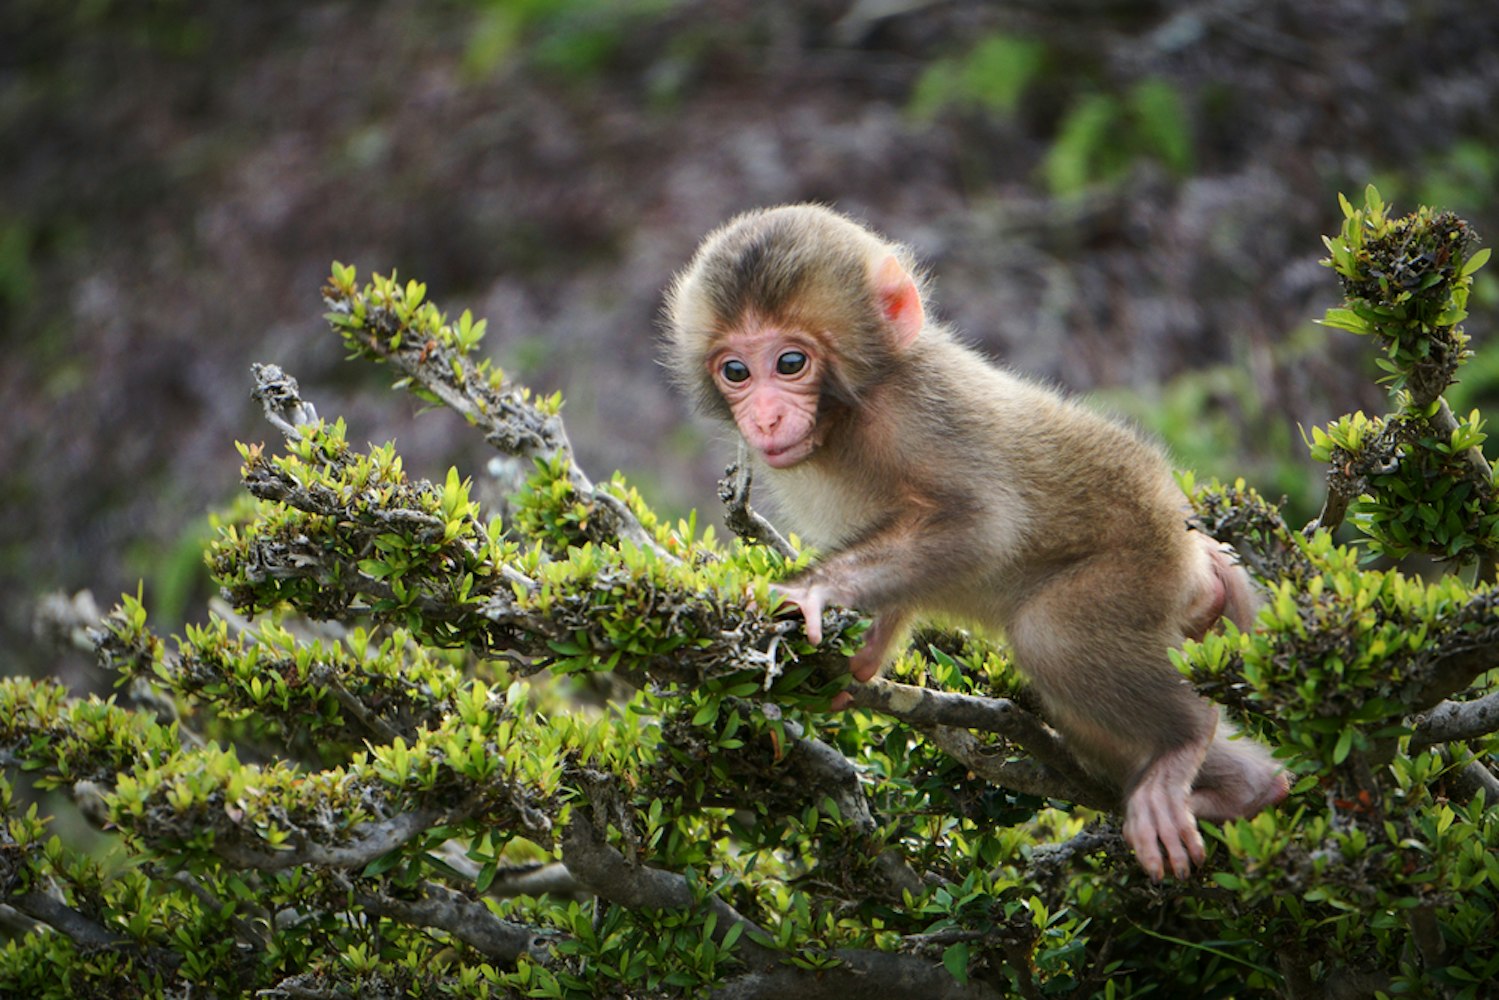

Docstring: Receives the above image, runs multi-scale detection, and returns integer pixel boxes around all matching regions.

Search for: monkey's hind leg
[1192,727,1289,822]
[1008,564,1218,881]
[848,612,912,682]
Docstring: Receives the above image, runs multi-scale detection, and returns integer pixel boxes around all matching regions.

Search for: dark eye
[721,359,750,383]
[776,351,807,376]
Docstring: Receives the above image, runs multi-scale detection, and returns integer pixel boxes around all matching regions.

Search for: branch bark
[561,803,782,970]
[211,808,447,872]
[1410,690,1499,751]
[718,443,797,560]
[844,678,1115,809]
[349,877,556,963]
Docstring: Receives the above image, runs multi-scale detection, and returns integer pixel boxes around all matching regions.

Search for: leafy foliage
[1309,186,1499,567]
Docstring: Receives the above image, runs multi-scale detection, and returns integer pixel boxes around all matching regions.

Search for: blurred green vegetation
[1042,79,1194,196]
[909,34,1049,120]
[462,0,683,82]
[911,32,1193,195]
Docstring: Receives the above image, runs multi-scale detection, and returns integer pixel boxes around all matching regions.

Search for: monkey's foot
[1123,742,1211,880]
[1123,791,1204,881]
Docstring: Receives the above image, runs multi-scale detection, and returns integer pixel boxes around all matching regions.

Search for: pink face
[709,324,824,469]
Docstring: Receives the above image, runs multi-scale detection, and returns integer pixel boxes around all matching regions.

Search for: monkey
[662,204,1288,881]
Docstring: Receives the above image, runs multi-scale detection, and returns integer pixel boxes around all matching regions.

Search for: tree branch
[562,778,1010,1000]
[718,443,797,559]
[168,869,268,950]
[485,861,587,901]
[348,876,556,963]
[923,724,1115,813]
[844,677,1115,809]
[210,808,447,872]
[9,891,127,950]
[1412,586,1499,709]
[561,797,781,970]
[1411,690,1499,751]
[318,293,665,558]
[784,725,926,899]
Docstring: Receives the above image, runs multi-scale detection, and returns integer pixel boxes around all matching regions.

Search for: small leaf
[1320,308,1372,334]
[942,942,970,984]
[1333,727,1355,765]
[1461,246,1491,277]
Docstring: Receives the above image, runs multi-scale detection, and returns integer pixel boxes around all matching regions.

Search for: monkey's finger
[1123,812,1166,882]
[829,691,853,711]
[848,646,883,682]
[1166,837,1194,880]
[1149,799,1197,880]
[1165,812,1205,880]
[808,618,824,645]
[1135,838,1166,883]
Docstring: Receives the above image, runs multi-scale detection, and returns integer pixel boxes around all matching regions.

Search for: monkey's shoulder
[917,345,1171,469]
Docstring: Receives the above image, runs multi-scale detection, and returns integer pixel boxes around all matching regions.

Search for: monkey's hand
[769,580,830,646]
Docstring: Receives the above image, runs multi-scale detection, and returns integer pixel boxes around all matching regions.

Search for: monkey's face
[709,323,825,469]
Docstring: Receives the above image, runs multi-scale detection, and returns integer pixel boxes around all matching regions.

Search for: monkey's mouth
[761,438,816,469]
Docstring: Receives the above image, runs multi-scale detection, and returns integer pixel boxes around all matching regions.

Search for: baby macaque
[662,204,1287,880]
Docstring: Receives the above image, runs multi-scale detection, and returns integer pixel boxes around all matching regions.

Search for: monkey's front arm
[771,513,979,680]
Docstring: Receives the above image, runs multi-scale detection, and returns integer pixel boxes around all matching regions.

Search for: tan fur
[663,204,1287,880]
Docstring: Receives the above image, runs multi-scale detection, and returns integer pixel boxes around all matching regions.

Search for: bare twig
[718,442,797,559]
[250,363,320,438]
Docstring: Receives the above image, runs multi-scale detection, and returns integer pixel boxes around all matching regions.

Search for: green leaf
[1332,727,1355,765]
[1319,308,1372,334]
[1461,246,1491,277]
[942,942,970,984]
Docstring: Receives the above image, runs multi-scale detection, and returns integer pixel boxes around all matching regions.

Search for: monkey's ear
[873,254,924,350]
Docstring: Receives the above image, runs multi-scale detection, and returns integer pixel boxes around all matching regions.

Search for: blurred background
[4,0,1498,685]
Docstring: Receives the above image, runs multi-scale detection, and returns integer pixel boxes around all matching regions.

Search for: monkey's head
[663,204,927,469]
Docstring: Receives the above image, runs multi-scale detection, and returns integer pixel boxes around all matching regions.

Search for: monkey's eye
[776,351,807,376]
[720,359,751,383]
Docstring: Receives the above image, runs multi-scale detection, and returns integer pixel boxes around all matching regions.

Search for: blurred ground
[3,0,1498,683]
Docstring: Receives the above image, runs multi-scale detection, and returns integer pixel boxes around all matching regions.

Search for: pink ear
[873,255,924,350]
